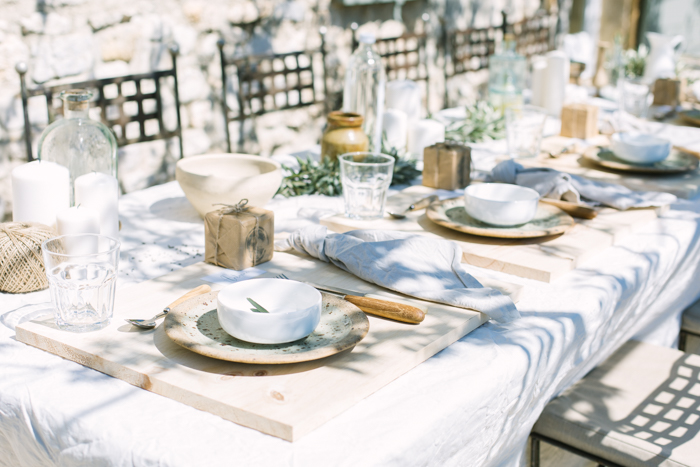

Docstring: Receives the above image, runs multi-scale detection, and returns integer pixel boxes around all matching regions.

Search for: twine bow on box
[211,199,261,268]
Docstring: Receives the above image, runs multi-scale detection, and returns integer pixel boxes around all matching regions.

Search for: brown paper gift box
[653,78,683,107]
[204,202,274,271]
[422,142,471,190]
[560,103,599,140]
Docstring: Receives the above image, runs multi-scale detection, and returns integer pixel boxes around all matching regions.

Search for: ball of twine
[0,222,55,294]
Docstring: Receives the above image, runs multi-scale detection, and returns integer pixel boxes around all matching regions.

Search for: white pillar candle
[11,160,70,228]
[382,109,408,152]
[385,80,422,121]
[74,172,119,239]
[56,205,100,236]
[543,51,570,117]
[56,206,100,255]
[530,57,548,108]
[407,119,445,160]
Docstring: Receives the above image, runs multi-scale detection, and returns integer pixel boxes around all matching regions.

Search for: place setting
[580,134,699,174]
[6,3,700,464]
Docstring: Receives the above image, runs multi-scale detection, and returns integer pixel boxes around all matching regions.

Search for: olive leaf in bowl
[247,298,270,313]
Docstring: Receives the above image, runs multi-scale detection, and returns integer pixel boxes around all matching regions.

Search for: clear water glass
[618,77,652,118]
[42,234,120,332]
[505,105,547,159]
[339,152,394,220]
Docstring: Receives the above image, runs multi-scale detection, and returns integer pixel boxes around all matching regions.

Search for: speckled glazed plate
[164,291,369,364]
[426,197,574,239]
[679,109,700,127]
[582,147,699,174]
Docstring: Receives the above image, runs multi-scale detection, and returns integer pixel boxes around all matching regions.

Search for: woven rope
[0,222,55,294]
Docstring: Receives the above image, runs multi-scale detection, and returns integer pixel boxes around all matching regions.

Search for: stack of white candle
[385,80,422,121]
[530,51,570,116]
[11,161,120,242]
[56,205,101,255]
[382,109,408,152]
[382,79,444,159]
[74,172,120,240]
[12,161,70,228]
[407,120,445,160]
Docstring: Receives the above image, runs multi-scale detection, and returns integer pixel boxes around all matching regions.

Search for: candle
[530,57,548,108]
[407,119,445,160]
[382,109,408,152]
[385,80,422,121]
[56,206,100,236]
[543,51,570,117]
[74,172,119,239]
[11,160,70,228]
[56,206,100,255]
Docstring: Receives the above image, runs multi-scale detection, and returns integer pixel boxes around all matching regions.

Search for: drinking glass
[618,77,652,118]
[42,234,120,332]
[339,152,394,220]
[505,105,547,159]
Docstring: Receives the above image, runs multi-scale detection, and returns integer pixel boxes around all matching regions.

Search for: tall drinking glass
[339,152,394,220]
[42,234,120,332]
[505,105,547,159]
[618,77,652,118]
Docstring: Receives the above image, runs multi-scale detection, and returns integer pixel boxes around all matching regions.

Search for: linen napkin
[489,159,676,210]
[276,225,520,323]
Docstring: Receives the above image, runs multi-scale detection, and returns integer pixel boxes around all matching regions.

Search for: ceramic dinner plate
[164,291,369,364]
[582,147,699,174]
[679,109,700,127]
[426,197,574,239]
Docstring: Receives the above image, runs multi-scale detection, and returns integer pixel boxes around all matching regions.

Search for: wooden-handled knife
[302,281,427,324]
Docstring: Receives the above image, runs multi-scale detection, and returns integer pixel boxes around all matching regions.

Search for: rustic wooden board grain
[15,251,520,442]
[321,186,662,282]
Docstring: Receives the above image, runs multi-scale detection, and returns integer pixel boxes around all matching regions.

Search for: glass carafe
[343,32,386,152]
[488,33,526,114]
[38,89,117,205]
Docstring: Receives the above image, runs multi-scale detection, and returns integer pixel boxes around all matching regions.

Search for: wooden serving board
[15,251,521,442]
[321,186,664,283]
[529,136,700,199]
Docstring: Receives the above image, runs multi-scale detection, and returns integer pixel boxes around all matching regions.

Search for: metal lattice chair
[218,28,329,153]
[441,24,496,107]
[16,43,183,162]
[531,340,700,466]
[441,10,558,108]
[513,10,557,58]
[679,298,700,352]
[351,14,432,111]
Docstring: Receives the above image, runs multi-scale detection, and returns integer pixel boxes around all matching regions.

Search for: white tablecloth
[2,154,700,466]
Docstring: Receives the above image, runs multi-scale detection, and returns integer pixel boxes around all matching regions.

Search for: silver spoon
[125,284,211,330]
[388,195,439,219]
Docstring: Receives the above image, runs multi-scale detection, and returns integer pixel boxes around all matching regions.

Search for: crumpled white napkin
[489,159,676,210]
[275,225,520,323]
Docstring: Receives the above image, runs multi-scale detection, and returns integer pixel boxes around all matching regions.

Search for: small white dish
[464,183,540,227]
[217,278,322,344]
[610,132,671,164]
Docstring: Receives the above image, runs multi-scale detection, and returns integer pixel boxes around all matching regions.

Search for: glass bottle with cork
[38,89,117,205]
[342,31,386,152]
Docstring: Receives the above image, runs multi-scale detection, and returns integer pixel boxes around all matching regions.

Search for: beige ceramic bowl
[176,154,283,217]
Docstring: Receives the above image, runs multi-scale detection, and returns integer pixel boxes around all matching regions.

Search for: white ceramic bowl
[464,183,540,227]
[176,154,283,217]
[610,132,671,164]
[217,278,322,344]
